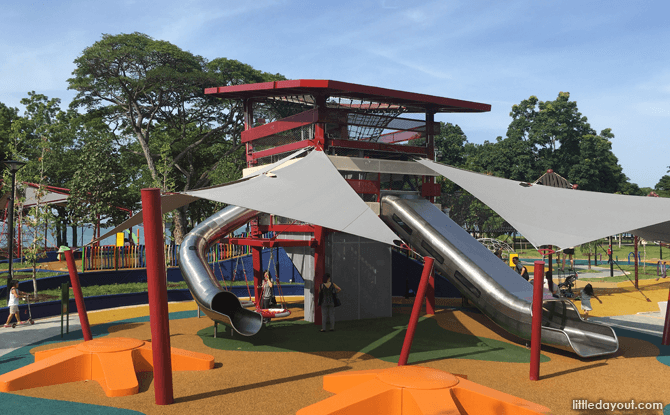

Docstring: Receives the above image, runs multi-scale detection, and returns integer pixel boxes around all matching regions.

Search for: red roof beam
[249,140,313,162]
[205,79,491,113]
[376,130,423,144]
[329,139,428,156]
[241,108,318,144]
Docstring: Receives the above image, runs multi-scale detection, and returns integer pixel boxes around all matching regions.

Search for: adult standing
[512,257,530,281]
[318,273,341,332]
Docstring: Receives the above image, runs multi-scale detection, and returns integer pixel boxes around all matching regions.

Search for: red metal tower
[206,79,490,324]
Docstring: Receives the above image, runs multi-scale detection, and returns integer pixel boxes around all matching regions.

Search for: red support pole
[662,288,670,346]
[141,188,173,405]
[530,260,545,381]
[425,267,435,315]
[64,249,92,341]
[252,246,262,305]
[398,257,435,366]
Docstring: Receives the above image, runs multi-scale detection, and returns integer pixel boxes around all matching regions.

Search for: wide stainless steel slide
[381,195,619,357]
[179,205,263,336]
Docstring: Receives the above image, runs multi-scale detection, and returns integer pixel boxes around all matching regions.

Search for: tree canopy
[67,32,285,242]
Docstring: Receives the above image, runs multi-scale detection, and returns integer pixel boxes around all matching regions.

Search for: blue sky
[1,0,668,188]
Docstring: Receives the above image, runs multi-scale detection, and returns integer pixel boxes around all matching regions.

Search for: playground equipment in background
[628,251,641,264]
[557,270,578,298]
[658,261,667,280]
[81,232,269,272]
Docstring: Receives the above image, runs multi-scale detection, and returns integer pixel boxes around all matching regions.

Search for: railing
[627,252,641,265]
[82,231,275,271]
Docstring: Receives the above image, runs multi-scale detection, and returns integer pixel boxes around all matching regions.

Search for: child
[4,282,27,327]
[579,283,602,320]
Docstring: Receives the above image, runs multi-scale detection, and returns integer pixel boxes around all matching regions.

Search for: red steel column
[252,246,263,305]
[244,99,254,167]
[312,95,326,150]
[399,257,434,366]
[141,188,173,405]
[530,260,545,380]
[64,249,92,341]
[313,226,326,325]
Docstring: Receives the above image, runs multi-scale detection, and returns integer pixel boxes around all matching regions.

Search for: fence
[82,232,273,272]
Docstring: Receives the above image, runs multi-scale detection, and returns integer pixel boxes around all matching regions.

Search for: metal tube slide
[179,205,263,336]
[381,196,618,358]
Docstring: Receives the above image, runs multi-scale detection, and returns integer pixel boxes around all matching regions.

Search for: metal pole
[141,188,174,405]
[530,260,545,381]
[634,236,639,289]
[398,257,435,366]
[609,236,614,277]
[5,170,17,302]
[663,290,670,346]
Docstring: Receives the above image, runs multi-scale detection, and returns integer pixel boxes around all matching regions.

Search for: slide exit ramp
[179,205,263,336]
[381,195,618,358]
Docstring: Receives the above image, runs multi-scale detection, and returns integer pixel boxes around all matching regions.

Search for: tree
[68,33,285,243]
[655,175,670,197]
[473,92,633,193]
[0,102,19,162]
[67,120,134,242]
[433,123,506,235]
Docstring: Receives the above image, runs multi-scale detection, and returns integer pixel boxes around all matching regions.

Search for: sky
[1,0,668,188]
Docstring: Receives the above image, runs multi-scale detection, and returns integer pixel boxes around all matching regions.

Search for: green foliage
[654,175,670,197]
[67,121,133,233]
[471,92,633,193]
[67,32,287,242]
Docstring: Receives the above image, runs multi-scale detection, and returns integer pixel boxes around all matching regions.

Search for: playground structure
[170,79,620,357]
[4,80,670,413]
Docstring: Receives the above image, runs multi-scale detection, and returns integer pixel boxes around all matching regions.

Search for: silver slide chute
[381,195,618,357]
[179,205,263,336]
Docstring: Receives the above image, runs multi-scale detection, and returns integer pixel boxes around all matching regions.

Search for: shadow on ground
[198,311,550,365]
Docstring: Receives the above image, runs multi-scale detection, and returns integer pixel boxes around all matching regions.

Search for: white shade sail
[184,150,399,245]
[92,149,399,246]
[419,159,670,249]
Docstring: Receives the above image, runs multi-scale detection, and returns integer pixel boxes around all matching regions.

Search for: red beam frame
[221,237,316,248]
[329,139,427,155]
[241,109,318,144]
[249,140,313,162]
[205,79,492,114]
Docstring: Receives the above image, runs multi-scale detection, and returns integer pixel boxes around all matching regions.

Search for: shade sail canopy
[418,159,670,249]
[184,150,399,245]
[91,148,398,246]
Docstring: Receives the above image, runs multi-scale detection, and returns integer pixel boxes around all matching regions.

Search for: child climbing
[579,283,602,320]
